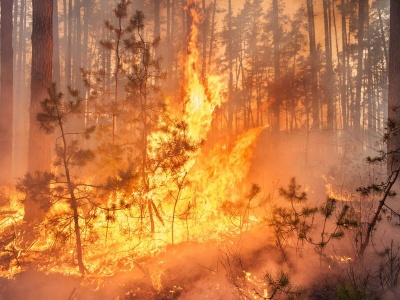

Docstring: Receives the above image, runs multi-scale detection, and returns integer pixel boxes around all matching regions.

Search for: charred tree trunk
[0,0,14,184]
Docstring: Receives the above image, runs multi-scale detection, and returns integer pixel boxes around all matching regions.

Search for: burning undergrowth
[1,0,269,289]
[1,1,399,299]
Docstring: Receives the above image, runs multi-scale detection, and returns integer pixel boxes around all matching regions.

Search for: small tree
[270,178,357,263]
[356,118,400,256]
[18,84,95,275]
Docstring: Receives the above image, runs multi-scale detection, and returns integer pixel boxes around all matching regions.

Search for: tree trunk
[171,0,177,81]
[12,0,18,82]
[227,0,234,133]
[74,0,82,90]
[0,0,14,184]
[26,0,53,222]
[66,0,72,87]
[208,0,216,69]
[306,0,319,129]
[83,0,89,70]
[365,3,373,132]
[340,0,348,130]
[388,0,400,170]
[354,0,366,132]
[53,0,61,89]
[201,0,207,79]
[166,0,172,81]
[272,0,281,132]
[14,0,28,176]
[323,0,334,130]
[154,0,161,43]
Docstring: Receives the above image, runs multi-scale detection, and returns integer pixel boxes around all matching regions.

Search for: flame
[183,2,221,142]
[330,255,352,263]
[323,175,356,202]
[0,0,265,282]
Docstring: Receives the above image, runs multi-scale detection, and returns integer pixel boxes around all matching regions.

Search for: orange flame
[183,2,222,142]
[0,0,265,280]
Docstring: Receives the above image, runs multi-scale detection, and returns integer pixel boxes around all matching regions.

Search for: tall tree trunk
[74,0,82,90]
[53,0,61,89]
[83,0,89,70]
[0,0,14,184]
[66,0,72,87]
[201,0,207,79]
[62,0,67,90]
[388,0,400,170]
[227,0,234,133]
[354,0,366,132]
[272,0,281,132]
[26,0,53,221]
[14,0,28,176]
[365,3,373,132]
[307,0,319,129]
[340,0,348,129]
[323,0,334,130]
[166,0,172,82]
[208,0,216,69]
[377,1,388,67]
[154,0,161,39]
[12,0,18,82]
[171,0,177,80]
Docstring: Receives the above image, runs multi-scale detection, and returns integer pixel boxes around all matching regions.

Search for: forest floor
[0,228,286,300]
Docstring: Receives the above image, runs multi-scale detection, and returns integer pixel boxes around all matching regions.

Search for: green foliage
[114,0,130,19]
[19,83,97,274]
[37,83,81,134]
[320,197,336,218]
[270,178,358,261]
[151,121,199,173]
[104,164,138,192]
[16,171,55,211]
[264,269,305,299]
[279,177,307,204]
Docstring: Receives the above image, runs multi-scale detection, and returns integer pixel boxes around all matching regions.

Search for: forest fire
[0,0,264,284]
[0,0,398,298]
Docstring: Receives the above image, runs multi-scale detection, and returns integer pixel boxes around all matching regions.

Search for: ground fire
[0,0,399,299]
